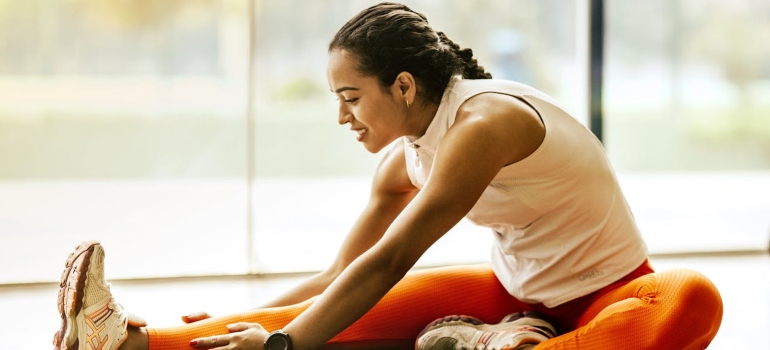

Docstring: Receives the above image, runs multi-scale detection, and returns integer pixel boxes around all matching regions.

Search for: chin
[363,144,381,154]
[364,136,402,154]
[362,140,387,154]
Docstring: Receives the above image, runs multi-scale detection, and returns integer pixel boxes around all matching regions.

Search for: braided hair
[329,2,492,104]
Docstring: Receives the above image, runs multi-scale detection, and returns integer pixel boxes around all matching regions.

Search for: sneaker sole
[53,240,101,350]
[416,315,485,350]
[417,313,556,350]
[418,315,486,338]
[499,312,557,339]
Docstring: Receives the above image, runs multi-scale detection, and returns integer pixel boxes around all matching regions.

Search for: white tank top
[403,78,648,307]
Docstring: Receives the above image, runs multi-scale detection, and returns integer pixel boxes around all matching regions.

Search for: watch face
[268,337,288,350]
[266,331,292,350]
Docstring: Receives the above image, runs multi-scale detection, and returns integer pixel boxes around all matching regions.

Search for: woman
[53,3,723,350]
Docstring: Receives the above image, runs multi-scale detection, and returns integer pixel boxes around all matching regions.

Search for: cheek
[363,105,391,130]
[358,96,399,130]
[356,102,381,124]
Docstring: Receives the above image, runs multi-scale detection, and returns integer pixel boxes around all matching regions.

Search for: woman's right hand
[181,311,212,323]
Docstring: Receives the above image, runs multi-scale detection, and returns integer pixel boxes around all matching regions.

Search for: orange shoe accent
[84,304,111,350]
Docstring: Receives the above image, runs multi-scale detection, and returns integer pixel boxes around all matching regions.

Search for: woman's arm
[259,142,419,309]
[281,93,545,349]
[184,143,417,325]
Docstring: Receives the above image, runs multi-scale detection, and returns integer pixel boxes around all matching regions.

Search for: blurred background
[0,0,768,285]
[2,1,769,349]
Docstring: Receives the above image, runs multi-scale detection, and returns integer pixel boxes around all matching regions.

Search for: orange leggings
[147,262,723,349]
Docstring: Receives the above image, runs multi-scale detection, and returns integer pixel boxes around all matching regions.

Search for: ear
[392,71,417,105]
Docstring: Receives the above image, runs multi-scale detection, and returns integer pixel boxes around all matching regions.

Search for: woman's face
[327,49,407,153]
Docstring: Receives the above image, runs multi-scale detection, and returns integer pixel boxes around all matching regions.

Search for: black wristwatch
[264,330,293,350]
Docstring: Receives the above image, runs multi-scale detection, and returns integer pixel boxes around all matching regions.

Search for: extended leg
[147,264,532,349]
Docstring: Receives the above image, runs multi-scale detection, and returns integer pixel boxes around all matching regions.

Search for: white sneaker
[416,312,556,350]
[53,241,146,350]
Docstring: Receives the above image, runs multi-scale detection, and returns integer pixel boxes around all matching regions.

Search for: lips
[353,127,368,141]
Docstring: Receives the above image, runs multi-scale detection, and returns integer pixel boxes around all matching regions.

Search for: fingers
[182,311,212,324]
[226,322,266,333]
[190,335,227,349]
[226,322,251,333]
[127,312,147,327]
[191,324,267,349]
[190,335,231,350]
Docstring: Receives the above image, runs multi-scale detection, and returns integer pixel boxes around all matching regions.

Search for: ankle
[119,326,149,350]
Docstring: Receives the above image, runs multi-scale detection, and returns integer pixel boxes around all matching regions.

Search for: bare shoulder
[455,92,543,130]
[449,92,545,166]
[371,140,417,196]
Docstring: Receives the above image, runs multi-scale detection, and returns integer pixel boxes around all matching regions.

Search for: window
[10,0,761,283]
[0,0,250,283]
[606,0,770,253]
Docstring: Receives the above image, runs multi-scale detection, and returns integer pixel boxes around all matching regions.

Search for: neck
[406,99,440,139]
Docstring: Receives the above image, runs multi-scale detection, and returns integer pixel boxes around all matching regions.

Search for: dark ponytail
[436,32,493,80]
[329,2,492,104]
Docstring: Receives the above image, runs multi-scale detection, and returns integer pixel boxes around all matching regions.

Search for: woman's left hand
[190,322,269,350]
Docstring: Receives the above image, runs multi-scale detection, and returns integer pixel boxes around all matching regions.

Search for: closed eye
[333,96,359,104]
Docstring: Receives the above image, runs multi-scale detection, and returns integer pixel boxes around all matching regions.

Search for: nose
[338,102,352,125]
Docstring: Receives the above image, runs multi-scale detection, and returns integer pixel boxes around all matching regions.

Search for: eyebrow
[333,87,360,94]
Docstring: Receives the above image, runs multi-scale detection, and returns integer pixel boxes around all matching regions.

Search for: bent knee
[657,269,723,347]
[662,269,722,314]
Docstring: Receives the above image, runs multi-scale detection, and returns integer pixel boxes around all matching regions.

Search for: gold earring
[406,100,411,109]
